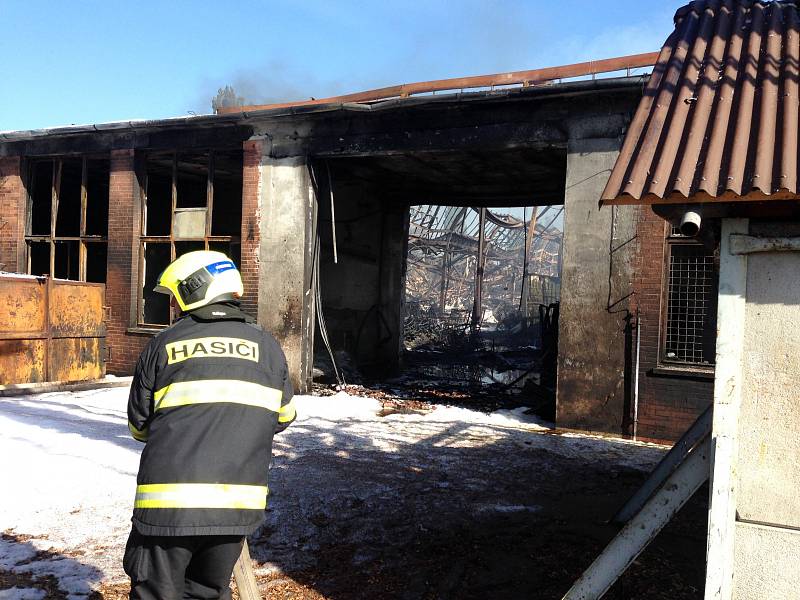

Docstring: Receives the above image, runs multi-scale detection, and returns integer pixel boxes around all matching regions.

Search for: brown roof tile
[603,0,800,205]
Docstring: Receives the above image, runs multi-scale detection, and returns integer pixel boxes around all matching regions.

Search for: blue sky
[0,0,679,131]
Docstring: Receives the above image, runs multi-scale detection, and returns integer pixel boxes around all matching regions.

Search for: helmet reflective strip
[206,260,236,275]
[153,380,283,412]
[135,483,268,509]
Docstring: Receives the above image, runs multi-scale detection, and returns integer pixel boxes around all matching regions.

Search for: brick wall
[631,206,714,442]
[0,157,24,272]
[105,149,150,374]
[239,140,262,317]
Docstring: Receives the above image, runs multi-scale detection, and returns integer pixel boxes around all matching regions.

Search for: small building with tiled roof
[584,1,800,598]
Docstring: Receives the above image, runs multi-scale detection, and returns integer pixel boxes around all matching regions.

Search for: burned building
[0,53,716,441]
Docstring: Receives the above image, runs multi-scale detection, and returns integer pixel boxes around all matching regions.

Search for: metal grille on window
[664,244,716,364]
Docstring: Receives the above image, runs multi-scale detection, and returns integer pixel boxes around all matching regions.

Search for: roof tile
[603,0,800,204]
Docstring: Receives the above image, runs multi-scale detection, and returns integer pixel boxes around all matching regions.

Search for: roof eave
[602,189,800,207]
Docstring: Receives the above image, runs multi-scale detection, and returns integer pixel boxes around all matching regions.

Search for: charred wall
[556,136,638,436]
[315,172,409,376]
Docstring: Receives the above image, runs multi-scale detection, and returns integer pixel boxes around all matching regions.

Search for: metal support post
[471,207,487,332]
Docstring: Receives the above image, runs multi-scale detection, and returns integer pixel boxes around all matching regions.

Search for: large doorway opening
[403,204,562,418]
[310,146,567,420]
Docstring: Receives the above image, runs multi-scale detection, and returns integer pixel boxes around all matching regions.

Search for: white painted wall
[706,218,800,599]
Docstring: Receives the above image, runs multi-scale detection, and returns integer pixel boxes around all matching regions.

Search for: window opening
[141,242,172,325]
[174,240,206,256]
[138,149,243,327]
[54,240,80,280]
[54,158,82,237]
[85,242,108,284]
[662,229,718,366]
[176,153,209,208]
[29,161,53,236]
[144,153,173,236]
[29,241,50,276]
[25,157,110,282]
[209,240,241,267]
[211,151,243,236]
[85,159,110,236]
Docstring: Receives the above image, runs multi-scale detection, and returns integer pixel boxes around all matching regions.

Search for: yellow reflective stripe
[128,421,148,442]
[165,337,259,365]
[278,398,296,423]
[135,483,268,509]
[153,380,283,412]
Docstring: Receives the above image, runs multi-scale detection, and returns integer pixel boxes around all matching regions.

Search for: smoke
[227,60,347,106]
[196,60,345,113]
[192,0,548,113]
[192,1,669,114]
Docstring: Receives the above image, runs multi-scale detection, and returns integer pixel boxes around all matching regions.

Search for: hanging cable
[312,232,345,387]
[307,161,344,387]
[326,161,339,264]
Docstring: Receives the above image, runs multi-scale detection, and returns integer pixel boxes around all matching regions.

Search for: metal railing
[218,52,659,114]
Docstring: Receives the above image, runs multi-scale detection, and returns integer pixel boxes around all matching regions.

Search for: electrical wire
[312,233,345,387]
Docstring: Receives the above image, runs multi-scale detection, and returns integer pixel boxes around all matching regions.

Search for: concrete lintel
[729,234,800,255]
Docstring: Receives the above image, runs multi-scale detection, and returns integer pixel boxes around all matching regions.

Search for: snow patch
[0,588,47,600]
[0,539,37,569]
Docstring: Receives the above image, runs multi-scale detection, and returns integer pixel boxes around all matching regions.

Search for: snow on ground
[0,387,666,598]
[0,589,46,600]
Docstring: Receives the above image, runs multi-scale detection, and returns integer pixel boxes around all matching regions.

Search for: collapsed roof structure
[405,205,562,322]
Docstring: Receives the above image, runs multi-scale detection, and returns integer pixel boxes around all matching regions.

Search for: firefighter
[124,250,295,600]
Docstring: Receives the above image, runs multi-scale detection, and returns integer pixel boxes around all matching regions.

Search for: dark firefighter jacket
[127,302,295,536]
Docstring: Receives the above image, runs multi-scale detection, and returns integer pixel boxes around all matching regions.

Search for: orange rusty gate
[0,275,106,385]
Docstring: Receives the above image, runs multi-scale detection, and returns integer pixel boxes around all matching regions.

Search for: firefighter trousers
[124,527,244,600]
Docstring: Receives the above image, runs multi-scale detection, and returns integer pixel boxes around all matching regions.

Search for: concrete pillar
[556,137,637,435]
[375,205,410,374]
[257,156,316,393]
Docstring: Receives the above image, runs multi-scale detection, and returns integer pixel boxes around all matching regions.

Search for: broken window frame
[137,149,241,328]
[659,226,719,368]
[24,156,109,282]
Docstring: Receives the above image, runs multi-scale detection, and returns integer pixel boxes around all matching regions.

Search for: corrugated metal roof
[603,0,800,205]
